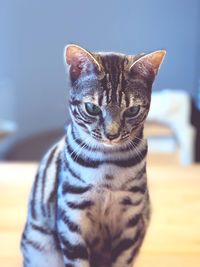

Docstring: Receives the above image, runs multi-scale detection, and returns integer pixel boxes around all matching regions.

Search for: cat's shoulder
[38,136,66,168]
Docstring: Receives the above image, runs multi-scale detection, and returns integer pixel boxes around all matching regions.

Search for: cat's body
[21,45,165,267]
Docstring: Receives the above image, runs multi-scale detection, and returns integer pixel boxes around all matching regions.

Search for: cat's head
[64,44,165,147]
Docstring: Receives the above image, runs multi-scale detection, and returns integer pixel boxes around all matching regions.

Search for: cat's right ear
[129,50,166,84]
[64,44,102,84]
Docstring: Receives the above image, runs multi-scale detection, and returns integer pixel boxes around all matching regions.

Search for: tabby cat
[21,44,165,267]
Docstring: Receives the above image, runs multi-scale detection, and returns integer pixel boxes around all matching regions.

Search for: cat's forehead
[94,52,128,71]
[73,52,150,108]
[96,51,127,58]
[93,53,145,107]
[98,50,125,54]
[80,73,145,108]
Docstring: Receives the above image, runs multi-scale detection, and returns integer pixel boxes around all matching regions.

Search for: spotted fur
[21,44,165,267]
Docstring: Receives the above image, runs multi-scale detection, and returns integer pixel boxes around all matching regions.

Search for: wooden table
[0,162,200,267]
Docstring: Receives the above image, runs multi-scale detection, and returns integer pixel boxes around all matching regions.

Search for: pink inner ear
[67,50,94,82]
[66,48,79,65]
[131,59,153,76]
[70,57,83,82]
[65,45,101,83]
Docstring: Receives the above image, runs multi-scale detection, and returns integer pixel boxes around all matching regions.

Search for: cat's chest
[70,164,140,189]
[60,159,146,208]
[58,162,147,249]
[73,186,145,249]
[61,178,145,232]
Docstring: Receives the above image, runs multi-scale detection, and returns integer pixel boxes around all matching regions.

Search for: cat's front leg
[57,207,91,267]
[111,225,145,267]
[58,234,90,267]
[21,220,65,267]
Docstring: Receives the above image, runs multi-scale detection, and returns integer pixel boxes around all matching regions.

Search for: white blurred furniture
[0,120,17,160]
[0,120,17,140]
[146,89,195,165]
[0,79,17,158]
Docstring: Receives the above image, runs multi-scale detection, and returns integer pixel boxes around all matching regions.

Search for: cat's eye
[124,105,140,118]
[85,102,101,116]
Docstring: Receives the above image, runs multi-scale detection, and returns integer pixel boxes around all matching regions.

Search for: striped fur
[21,44,165,267]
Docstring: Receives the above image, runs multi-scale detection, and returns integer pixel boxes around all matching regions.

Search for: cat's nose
[104,121,120,140]
[105,132,120,140]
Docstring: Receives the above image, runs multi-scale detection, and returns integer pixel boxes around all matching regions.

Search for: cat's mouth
[90,130,133,147]
[92,135,130,147]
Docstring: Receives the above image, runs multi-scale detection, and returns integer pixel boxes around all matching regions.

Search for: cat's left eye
[124,105,140,118]
[85,102,101,116]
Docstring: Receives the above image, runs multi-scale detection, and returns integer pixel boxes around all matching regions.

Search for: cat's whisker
[134,135,146,144]
[73,141,90,161]
[128,140,144,162]
[71,136,91,161]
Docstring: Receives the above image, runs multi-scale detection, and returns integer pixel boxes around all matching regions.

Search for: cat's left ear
[129,50,166,81]
[64,44,102,83]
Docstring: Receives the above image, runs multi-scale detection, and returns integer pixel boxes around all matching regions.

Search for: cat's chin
[91,136,122,148]
[100,138,129,148]
[90,134,131,148]
[102,142,119,147]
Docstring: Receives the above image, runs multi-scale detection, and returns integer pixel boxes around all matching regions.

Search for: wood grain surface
[0,161,200,267]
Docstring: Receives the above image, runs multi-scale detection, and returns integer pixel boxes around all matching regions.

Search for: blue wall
[1,0,200,143]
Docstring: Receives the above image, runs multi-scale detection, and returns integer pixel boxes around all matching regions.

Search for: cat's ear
[64,44,102,83]
[129,50,166,81]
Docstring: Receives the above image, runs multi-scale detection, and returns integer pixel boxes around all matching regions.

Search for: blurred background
[0,0,200,163]
[1,2,200,267]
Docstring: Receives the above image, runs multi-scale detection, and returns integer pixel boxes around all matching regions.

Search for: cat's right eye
[85,102,102,116]
[124,105,140,118]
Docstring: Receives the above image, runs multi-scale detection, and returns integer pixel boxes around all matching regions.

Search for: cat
[21,44,165,267]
